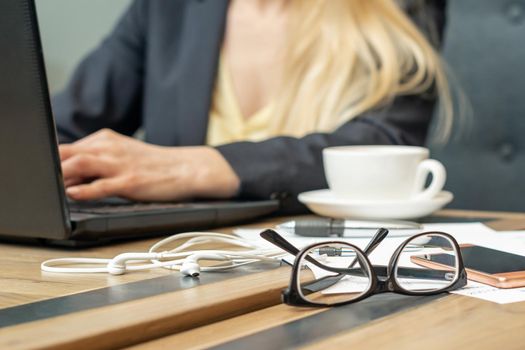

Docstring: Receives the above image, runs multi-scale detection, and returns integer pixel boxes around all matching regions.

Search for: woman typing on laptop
[54,0,450,212]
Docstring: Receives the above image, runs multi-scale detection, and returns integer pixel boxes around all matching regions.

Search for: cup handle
[411,159,446,201]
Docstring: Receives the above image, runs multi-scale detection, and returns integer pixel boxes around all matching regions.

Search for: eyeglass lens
[394,233,459,293]
[297,243,373,305]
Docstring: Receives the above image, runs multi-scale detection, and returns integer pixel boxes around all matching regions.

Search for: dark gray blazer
[53,0,445,212]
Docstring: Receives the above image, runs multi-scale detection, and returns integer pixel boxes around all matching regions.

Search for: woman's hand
[59,129,240,202]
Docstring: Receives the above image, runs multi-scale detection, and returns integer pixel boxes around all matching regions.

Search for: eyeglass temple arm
[260,229,301,256]
[260,228,386,275]
[260,229,339,271]
[363,228,389,255]
[348,228,389,269]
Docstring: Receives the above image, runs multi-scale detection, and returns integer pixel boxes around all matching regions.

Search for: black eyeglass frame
[282,231,468,307]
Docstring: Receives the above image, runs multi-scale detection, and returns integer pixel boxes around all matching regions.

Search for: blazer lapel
[174,0,229,146]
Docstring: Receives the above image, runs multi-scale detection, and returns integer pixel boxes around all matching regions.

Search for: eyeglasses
[260,228,467,307]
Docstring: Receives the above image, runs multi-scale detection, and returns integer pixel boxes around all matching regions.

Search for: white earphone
[41,232,286,277]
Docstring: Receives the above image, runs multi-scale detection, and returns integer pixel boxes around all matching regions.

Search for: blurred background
[33,0,525,212]
[36,0,130,93]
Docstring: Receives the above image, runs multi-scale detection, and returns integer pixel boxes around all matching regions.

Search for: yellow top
[206,53,274,146]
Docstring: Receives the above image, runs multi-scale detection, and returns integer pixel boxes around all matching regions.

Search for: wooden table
[1,210,525,349]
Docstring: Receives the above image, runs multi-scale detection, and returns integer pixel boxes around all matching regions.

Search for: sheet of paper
[452,281,525,304]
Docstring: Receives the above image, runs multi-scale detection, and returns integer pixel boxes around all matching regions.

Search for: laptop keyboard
[68,200,189,215]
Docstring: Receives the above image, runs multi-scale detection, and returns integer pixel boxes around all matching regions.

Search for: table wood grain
[301,295,525,350]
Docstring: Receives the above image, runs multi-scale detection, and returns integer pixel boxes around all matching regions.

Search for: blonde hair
[272,0,452,141]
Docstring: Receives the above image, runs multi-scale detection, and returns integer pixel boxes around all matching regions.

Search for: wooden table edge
[0,267,290,350]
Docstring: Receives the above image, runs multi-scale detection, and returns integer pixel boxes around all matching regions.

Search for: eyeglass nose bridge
[375,275,395,293]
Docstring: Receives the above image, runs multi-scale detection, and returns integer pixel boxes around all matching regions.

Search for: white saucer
[298,190,454,220]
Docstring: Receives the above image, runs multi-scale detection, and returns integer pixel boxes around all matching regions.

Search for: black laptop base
[69,199,280,241]
[0,199,279,247]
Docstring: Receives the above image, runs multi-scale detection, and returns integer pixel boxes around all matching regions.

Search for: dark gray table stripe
[0,262,280,328]
[211,293,443,350]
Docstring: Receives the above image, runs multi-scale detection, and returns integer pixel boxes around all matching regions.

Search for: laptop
[0,0,279,246]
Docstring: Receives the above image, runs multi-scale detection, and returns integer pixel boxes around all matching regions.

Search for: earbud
[180,261,200,277]
[180,253,227,277]
[107,262,126,275]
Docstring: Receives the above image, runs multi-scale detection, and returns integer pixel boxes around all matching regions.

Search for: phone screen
[422,246,525,274]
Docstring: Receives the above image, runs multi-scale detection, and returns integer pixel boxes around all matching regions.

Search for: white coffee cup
[323,146,446,201]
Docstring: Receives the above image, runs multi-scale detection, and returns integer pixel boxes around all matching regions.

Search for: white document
[452,281,525,304]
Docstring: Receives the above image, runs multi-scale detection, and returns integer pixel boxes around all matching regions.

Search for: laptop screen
[0,0,70,240]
